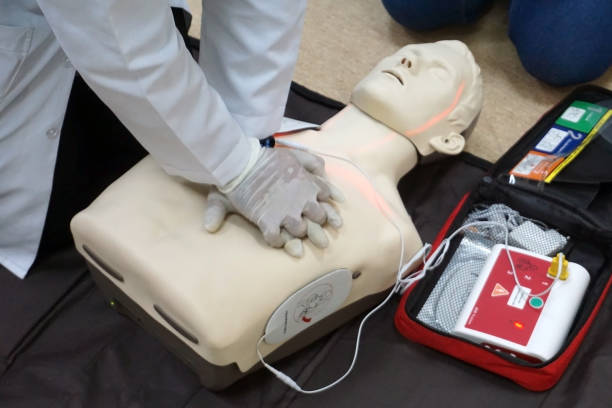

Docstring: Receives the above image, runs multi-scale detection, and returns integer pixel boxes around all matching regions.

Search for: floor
[185,0,612,163]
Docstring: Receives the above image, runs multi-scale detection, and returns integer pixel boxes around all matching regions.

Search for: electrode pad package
[464,204,568,256]
[416,234,492,333]
[416,203,568,334]
[509,100,611,183]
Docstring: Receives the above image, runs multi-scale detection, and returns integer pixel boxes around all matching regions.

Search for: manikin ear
[428,132,465,155]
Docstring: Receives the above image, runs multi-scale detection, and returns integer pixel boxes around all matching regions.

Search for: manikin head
[351,40,483,159]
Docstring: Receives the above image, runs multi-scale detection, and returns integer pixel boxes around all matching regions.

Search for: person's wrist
[218,138,263,194]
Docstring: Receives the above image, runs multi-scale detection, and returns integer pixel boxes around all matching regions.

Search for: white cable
[255,244,430,394]
[464,204,560,298]
[255,138,416,394]
[401,221,510,295]
[259,139,558,393]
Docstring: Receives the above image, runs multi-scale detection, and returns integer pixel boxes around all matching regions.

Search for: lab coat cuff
[212,135,258,187]
[219,138,262,194]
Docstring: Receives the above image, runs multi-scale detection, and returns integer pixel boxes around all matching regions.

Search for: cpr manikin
[70,40,482,389]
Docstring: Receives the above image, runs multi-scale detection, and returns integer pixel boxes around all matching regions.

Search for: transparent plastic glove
[204,146,343,254]
[290,149,325,176]
[287,149,345,205]
[204,187,342,257]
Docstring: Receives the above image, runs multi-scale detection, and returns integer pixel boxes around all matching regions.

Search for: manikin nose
[399,57,412,68]
[398,56,417,75]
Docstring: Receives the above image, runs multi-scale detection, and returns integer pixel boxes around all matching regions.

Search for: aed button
[529,297,544,309]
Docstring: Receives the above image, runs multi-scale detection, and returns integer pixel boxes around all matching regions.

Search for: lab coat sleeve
[37,0,252,186]
[199,0,307,140]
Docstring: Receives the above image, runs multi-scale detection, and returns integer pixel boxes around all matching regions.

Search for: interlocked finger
[322,202,342,229]
[282,216,308,238]
[307,220,329,249]
[281,229,304,258]
[303,201,327,225]
[290,149,325,176]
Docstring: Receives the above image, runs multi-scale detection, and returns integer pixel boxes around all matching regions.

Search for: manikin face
[351,40,480,157]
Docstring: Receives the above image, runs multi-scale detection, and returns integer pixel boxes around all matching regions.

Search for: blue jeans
[381,0,612,86]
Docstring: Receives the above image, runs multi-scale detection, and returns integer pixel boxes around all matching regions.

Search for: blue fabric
[509,0,612,86]
[381,0,492,31]
[381,0,612,86]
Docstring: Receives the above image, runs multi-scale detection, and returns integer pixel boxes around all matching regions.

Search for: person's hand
[204,146,343,257]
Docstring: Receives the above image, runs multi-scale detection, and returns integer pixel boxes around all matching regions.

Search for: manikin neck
[318,104,419,184]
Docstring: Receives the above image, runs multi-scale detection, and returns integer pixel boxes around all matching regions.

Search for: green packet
[555,100,607,133]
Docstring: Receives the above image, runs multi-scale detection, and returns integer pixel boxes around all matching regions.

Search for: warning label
[491,283,509,297]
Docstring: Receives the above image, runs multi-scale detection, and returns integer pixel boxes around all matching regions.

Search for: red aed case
[395,85,612,391]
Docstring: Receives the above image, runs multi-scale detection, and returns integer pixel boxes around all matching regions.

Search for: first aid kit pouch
[394,85,612,391]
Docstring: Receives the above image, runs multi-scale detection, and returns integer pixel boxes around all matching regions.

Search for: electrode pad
[508,221,567,256]
[264,269,353,344]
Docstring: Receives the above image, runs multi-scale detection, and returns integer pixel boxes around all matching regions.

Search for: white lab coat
[0,0,307,278]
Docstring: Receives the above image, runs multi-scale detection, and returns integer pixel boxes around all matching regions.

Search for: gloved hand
[204,142,343,257]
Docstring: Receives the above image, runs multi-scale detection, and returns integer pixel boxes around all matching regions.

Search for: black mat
[2,74,611,408]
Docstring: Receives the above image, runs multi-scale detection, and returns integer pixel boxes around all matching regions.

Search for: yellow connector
[547,253,569,281]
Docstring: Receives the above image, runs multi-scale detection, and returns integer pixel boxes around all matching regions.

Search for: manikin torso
[70,40,482,372]
[71,108,422,371]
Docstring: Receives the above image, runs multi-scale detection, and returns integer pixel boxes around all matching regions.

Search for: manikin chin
[70,40,483,386]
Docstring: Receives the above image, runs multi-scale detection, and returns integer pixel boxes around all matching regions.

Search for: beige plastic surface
[70,40,482,372]
[352,40,482,157]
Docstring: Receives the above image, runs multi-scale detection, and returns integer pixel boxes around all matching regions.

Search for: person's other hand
[204,147,343,257]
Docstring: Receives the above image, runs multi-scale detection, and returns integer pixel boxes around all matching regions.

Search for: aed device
[453,245,590,362]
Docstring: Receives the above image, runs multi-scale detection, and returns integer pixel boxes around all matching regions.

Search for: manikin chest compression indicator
[255,140,569,394]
